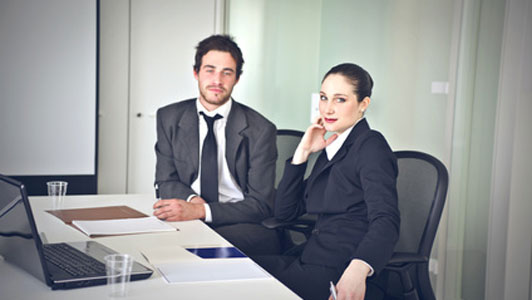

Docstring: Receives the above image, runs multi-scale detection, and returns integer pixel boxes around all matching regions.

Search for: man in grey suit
[153,35,280,255]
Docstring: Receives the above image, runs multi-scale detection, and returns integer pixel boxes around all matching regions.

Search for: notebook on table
[46,205,149,224]
[0,174,153,290]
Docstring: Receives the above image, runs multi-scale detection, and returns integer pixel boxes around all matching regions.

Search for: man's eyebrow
[202,65,235,73]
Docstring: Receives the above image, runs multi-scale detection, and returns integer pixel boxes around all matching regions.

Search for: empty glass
[46,181,68,210]
[105,254,133,297]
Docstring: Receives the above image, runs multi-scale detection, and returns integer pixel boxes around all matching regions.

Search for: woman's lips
[323,117,337,123]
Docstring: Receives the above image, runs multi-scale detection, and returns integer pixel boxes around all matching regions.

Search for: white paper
[140,246,199,265]
[72,216,177,237]
[156,258,271,283]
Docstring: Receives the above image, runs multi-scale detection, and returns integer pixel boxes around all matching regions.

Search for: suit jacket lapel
[306,119,371,187]
[178,101,200,174]
[306,148,349,190]
[225,101,247,180]
[305,151,328,189]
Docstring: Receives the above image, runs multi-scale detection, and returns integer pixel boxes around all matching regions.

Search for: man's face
[194,50,239,111]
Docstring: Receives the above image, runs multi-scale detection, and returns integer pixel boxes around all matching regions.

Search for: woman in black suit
[255,63,400,300]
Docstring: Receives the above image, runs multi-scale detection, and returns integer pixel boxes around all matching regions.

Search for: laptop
[0,175,153,289]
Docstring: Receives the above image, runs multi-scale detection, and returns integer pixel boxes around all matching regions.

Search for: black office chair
[264,150,448,299]
[274,130,304,188]
[382,151,448,300]
[269,129,317,252]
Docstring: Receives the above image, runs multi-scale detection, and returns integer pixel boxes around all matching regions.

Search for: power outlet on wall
[431,81,449,94]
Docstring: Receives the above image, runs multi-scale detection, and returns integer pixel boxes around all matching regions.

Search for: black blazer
[155,99,278,226]
[275,119,400,275]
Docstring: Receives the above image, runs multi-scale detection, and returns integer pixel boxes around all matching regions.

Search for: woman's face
[319,74,369,134]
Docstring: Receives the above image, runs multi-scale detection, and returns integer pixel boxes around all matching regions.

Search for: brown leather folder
[47,205,148,224]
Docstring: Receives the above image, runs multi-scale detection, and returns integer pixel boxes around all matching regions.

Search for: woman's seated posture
[254,63,400,300]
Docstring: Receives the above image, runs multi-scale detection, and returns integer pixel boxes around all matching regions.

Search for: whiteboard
[0,0,97,176]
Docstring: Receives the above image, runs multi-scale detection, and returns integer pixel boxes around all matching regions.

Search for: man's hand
[328,259,370,300]
[153,198,206,221]
[189,196,207,204]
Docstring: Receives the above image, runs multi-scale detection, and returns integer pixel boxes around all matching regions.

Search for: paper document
[72,216,177,237]
[156,258,270,283]
[139,246,198,264]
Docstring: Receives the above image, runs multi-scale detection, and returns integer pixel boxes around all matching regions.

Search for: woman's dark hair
[193,35,244,79]
[322,63,373,102]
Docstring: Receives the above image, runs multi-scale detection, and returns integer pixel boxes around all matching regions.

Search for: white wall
[0,0,97,176]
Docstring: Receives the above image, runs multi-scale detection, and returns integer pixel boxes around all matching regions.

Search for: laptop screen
[0,175,50,285]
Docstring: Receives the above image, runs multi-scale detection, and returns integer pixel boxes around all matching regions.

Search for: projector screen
[0,0,97,179]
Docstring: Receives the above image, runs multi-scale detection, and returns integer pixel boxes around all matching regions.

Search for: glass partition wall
[226,1,506,299]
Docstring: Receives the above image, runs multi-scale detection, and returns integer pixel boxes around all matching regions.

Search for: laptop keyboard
[43,243,106,277]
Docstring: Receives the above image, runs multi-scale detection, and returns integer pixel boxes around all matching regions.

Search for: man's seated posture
[153,34,280,256]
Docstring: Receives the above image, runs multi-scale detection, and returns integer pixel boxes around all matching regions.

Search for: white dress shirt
[325,117,364,160]
[189,99,244,222]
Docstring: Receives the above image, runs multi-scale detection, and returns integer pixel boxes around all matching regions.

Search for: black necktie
[200,112,222,203]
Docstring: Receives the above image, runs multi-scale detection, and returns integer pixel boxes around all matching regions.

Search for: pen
[140,251,151,264]
[153,183,168,221]
[153,183,165,215]
[329,281,337,300]
[154,183,161,201]
[154,183,164,209]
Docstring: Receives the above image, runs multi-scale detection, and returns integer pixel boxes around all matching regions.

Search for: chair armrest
[262,217,295,229]
[262,214,317,229]
[385,252,429,271]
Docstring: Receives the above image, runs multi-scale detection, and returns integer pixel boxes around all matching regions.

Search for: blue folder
[185,247,246,259]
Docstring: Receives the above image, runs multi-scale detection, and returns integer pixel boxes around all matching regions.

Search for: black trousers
[211,223,281,256]
[252,255,387,300]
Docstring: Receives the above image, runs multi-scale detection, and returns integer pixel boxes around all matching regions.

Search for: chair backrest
[393,151,449,257]
[275,130,304,188]
[275,130,319,188]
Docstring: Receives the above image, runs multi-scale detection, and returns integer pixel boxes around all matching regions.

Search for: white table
[0,194,300,300]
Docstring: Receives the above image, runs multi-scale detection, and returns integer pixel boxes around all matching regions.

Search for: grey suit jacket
[155,98,277,226]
